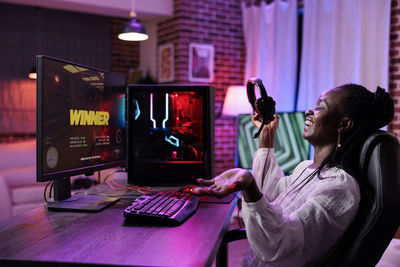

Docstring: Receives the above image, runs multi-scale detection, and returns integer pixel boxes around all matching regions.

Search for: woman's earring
[337,130,341,149]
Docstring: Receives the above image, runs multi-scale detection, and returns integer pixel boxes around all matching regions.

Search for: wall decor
[158,43,174,83]
[188,43,214,82]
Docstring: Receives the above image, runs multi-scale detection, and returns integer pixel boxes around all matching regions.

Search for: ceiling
[0,0,173,20]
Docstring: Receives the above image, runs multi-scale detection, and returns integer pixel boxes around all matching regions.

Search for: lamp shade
[118,18,149,41]
[222,85,252,116]
[28,66,36,79]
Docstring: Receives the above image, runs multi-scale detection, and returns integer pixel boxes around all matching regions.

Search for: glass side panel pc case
[36,55,127,186]
[127,85,215,185]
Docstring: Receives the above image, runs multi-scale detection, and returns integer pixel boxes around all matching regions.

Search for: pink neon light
[150,93,156,128]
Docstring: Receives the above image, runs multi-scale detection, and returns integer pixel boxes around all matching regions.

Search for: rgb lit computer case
[127,85,215,185]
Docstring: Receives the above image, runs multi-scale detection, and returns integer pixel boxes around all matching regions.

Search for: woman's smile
[304,116,314,127]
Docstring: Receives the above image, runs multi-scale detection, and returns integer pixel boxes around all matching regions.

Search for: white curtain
[242,0,298,112]
[297,0,391,111]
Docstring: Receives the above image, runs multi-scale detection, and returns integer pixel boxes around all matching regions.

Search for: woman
[194,84,394,266]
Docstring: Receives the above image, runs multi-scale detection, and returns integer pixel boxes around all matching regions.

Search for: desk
[0,196,237,267]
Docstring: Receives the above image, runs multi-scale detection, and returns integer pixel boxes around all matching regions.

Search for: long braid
[333,85,394,178]
[280,84,394,204]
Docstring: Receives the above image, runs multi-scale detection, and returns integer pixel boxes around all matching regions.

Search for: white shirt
[241,148,360,266]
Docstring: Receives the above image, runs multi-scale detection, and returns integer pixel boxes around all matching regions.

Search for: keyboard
[123,191,199,225]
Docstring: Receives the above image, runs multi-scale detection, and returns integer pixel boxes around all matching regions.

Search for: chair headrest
[359,130,399,174]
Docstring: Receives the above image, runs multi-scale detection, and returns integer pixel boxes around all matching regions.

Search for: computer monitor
[127,85,215,185]
[238,112,310,175]
[36,55,126,211]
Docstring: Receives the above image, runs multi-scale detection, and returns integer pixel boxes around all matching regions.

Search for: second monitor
[238,112,310,175]
[127,85,215,185]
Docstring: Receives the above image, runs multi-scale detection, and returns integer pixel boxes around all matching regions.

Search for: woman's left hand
[192,168,254,198]
[251,112,279,148]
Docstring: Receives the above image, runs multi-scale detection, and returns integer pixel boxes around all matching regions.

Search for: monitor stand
[46,177,119,212]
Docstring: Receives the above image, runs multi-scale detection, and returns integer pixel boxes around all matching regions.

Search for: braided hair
[330,84,394,177]
[281,84,394,201]
[303,84,394,179]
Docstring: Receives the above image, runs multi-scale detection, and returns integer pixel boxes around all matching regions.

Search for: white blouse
[241,148,360,266]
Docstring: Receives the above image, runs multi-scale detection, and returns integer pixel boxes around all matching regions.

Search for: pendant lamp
[118,0,148,41]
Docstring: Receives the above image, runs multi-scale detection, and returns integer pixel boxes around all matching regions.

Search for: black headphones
[246,78,276,138]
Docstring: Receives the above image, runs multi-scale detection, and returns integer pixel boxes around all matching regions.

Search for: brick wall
[151,0,400,175]
[157,0,245,175]
[111,18,140,76]
[390,0,400,139]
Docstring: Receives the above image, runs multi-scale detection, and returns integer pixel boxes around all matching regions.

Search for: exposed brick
[106,0,400,171]
[156,0,245,173]
[392,0,400,140]
[111,18,140,76]
[392,8,400,16]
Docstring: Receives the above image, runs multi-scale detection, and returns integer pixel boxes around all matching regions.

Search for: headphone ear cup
[247,78,276,123]
[256,97,275,122]
[255,98,265,118]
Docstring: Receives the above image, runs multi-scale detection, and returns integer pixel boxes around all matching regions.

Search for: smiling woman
[302,87,353,166]
[195,83,394,266]
[305,84,394,178]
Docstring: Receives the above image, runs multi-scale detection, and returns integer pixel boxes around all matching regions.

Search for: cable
[49,181,54,200]
[106,176,140,191]
[261,124,272,188]
[105,175,165,195]
[43,180,52,202]
[86,167,174,197]
[96,170,101,184]
[103,168,126,184]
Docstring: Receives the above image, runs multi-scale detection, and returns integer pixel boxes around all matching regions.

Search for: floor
[377,238,400,267]
[212,206,249,267]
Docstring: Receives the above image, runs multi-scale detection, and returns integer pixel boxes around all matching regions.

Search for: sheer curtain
[242,0,298,112]
[297,0,391,111]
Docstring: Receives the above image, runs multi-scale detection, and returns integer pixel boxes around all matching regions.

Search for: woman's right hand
[251,111,279,148]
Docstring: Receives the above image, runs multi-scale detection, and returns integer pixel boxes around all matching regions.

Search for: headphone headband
[246,78,268,111]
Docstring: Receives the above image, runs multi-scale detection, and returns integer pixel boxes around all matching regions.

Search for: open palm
[193,168,253,198]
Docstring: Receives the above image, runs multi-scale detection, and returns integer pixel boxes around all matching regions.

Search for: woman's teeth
[305,120,314,126]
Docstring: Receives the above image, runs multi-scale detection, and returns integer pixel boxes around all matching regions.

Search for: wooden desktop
[0,195,237,267]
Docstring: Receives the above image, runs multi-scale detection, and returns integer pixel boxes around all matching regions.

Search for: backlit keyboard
[123,191,199,225]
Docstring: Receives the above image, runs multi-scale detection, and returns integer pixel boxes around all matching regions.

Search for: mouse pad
[199,192,237,204]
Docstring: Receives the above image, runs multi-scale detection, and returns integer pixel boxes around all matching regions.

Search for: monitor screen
[238,112,310,175]
[36,55,126,210]
[127,85,214,185]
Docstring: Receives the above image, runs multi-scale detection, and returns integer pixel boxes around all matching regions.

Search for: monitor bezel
[36,55,127,183]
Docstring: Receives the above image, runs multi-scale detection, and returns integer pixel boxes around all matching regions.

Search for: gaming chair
[216,131,400,267]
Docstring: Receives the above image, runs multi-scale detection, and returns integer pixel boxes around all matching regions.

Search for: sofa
[0,139,46,222]
[0,139,123,222]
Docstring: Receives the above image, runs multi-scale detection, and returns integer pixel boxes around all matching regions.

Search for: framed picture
[188,43,214,82]
[158,43,175,83]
